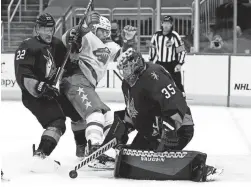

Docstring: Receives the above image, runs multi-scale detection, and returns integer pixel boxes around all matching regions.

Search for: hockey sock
[38,127,62,156]
[73,129,87,146]
[85,112,105,145]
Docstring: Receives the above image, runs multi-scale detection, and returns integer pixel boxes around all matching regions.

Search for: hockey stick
[69,113,126,179]
[52,0,94,87]
[69,138,118,178]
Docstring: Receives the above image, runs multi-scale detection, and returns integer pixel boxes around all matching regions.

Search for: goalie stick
[52,0,94,87]
[69,113,126,179]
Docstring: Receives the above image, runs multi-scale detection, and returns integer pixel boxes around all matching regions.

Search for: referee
[149,15,186,94]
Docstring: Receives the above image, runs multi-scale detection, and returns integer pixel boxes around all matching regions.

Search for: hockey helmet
[92,16,111,39]
[117,48,145,86]
[35,13,55,43]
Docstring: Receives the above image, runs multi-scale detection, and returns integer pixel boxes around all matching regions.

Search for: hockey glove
[156,120,179,151]
[36,82,59,100]
[68,28,82,53]
[86,11,100,26]
[121,25,137,50]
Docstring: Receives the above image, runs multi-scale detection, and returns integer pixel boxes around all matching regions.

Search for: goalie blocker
[114,148,210,182]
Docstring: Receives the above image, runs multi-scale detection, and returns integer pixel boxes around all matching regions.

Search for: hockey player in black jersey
[112,48,223,181]
[14,13,81,172]
[117,47,194,151]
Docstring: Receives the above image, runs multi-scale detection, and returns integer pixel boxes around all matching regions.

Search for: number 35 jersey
[122,62,188,137]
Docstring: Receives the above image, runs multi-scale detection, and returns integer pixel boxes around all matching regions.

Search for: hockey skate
[203,165,223,182]
[30,145,60,173]
[76,144,86,161]
[86,140,115,170]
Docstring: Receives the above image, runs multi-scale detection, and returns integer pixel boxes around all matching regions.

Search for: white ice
[1,101,251,187]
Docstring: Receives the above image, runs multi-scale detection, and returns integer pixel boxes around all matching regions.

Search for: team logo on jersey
[125,91,138,119]
[151,71,159,80]
[166,39,174,48]
[43,49,57,79]
[93,47,111,64]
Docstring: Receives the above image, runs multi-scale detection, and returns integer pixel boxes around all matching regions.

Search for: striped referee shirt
[149,30,186,64]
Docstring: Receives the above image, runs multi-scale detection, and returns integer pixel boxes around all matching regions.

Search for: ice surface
[1,101,251,187]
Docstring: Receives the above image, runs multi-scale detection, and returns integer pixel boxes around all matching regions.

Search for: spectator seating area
[1,0,251,54]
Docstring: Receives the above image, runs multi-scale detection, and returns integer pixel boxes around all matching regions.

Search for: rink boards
[1,53,251,107]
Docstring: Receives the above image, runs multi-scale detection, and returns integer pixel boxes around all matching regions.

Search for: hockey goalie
[108,48,223,182]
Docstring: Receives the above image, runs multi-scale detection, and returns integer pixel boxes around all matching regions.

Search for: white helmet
[93,16,111,38]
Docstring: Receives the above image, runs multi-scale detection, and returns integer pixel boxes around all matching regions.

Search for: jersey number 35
[161,84,176,99]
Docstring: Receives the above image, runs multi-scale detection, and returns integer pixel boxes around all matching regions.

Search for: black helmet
[36,13,55,27]
[162,15,173,23]
[35,13,55,43]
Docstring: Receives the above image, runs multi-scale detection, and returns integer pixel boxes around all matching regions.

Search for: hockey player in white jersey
[61,11,137,169]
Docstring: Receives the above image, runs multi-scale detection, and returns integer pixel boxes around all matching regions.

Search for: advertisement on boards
[231,56,251,97]
[1,54,19,90]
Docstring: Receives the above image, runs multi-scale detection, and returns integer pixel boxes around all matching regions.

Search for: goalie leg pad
[114,148,207,181]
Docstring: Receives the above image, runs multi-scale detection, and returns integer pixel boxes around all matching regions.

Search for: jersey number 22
[16,50,26,60]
